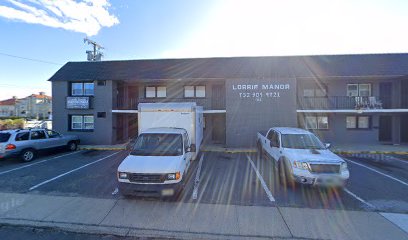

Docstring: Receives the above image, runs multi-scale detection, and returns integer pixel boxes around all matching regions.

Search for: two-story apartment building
[49,53,408,147]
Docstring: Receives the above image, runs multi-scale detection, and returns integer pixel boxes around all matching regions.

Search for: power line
[0,52,63,65]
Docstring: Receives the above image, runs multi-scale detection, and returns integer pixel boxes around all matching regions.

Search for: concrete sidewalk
[0,192,406,240]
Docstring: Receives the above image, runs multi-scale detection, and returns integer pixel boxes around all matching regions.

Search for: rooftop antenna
[84,37,104,61]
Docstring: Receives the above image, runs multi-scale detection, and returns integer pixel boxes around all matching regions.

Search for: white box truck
[117,102,204,198]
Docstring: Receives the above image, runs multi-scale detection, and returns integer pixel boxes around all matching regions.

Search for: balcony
[115,97,225,110]
[298,96,392,110]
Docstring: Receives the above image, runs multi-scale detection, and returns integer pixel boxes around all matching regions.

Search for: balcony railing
[298,96,392,110]
[115,97,226,110]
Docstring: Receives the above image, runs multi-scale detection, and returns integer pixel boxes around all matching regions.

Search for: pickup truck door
[265,130,281,162]
[270,131,282,161]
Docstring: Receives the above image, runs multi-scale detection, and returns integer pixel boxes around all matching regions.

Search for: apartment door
[401,114,408,143]
[212,114,226,144]
[116,115,125,142]
[379,116,392,142]
[379,82,392,108]
[212,84,226,110]
[128,85,138,109]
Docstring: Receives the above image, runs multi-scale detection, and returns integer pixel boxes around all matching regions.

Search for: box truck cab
[117,103,203,198]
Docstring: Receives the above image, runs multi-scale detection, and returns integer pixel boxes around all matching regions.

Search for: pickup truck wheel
[278,160,295,189]
[21,149,36,162]
[67,141,78,151]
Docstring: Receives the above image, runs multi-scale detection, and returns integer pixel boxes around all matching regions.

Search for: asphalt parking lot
[0,149,407,214]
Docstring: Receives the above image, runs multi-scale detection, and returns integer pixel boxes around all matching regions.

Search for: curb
[0,218,304,240]
[334,151,408,155]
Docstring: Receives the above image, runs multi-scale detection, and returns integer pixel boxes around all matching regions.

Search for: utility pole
[84,37,104,61]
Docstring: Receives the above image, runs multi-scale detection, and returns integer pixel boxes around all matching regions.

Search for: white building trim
[297,109,408,113]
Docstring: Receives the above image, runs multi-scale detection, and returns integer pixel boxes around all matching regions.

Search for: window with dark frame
[70,115,94,131]
[184,86,206,98]
[145,86,167,98]
[71,82,94,96]
[303,87,327,97]
[305,116,329,129]
[347,84,371,97]
[346,116,370,129]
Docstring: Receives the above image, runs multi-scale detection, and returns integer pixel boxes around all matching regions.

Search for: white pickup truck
[257,127,349,188]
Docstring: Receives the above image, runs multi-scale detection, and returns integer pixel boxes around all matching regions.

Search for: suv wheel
[67,141,78,151]
[21,149,35,162]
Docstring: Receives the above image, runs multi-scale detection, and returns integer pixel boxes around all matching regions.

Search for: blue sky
[1,0,408,99]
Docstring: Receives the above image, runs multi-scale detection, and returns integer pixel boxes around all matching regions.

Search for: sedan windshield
[130,133,183,156]
[281,134,325,149]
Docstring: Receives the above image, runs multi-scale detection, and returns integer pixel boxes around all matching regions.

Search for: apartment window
[346,116,370,129]
[184,86,206,98]
[71,82,94,96]
[303,87,327,97]
[71,115,94,131]
[305,116,329,129]
[145,86,167,98]
[347,84,371,97]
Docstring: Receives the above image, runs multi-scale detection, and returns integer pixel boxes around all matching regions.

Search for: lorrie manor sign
[232,83,291,102]
[66,97,90,109]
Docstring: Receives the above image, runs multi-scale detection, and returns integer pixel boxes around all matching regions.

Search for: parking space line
[192,153,204,200]
[0,151,83,176]
[385,155,408,165]
[111,187,119,195]
[346,158,408,187]
[29,151,122,191]
[344,188,376,209]
[246,154,275,202]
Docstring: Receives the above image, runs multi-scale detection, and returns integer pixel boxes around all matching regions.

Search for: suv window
[0,133,11,143]
[15,132,30,141]
[46,130,60,138]
[30,131,46,140]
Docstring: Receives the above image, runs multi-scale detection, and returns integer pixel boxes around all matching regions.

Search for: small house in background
[16,92,52,120]
[0,96,18,117]
[0,92,52,120]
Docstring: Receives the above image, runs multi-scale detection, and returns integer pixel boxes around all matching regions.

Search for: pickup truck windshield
[281,134,325,149]
[130,133,183,156]
[0,133,11,143]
